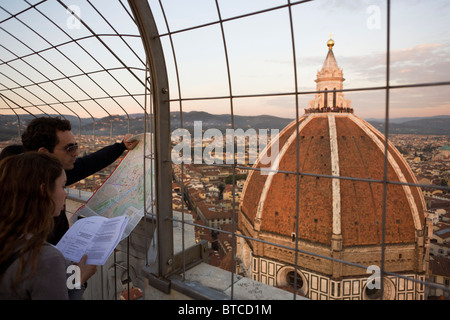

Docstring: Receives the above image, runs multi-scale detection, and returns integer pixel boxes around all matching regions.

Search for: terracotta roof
[430,256,450,277]
[197,200,233,220]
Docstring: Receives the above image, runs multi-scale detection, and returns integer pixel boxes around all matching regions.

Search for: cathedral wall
[237,229,426,300]
[258,233,421,276]
[339,244,420,274]
[251,254,426,300]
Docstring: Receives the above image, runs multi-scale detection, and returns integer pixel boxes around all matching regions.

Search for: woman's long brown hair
[0,152,63,286]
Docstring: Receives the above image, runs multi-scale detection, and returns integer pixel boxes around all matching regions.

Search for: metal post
[128,0,173,277]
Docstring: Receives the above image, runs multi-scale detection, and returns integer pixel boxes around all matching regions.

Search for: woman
[0,152,85,299]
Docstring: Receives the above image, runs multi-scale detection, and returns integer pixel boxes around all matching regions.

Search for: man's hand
[123,133,139,151]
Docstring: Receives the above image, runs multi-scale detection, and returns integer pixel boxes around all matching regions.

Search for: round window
[363,277,396,300]
[276,267,308,296]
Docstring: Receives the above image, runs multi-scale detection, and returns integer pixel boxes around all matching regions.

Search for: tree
[225,174,247,185]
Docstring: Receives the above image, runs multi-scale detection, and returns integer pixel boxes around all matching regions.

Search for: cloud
[263,41,450,119]
[390,43,450,84]
[311,42,450,119]
[339,42,450,88]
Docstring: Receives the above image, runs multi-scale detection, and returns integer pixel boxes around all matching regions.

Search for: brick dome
[237,39,428,299]
[239,112,426,248]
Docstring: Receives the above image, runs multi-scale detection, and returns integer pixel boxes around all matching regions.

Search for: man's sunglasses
[62,143,79,153]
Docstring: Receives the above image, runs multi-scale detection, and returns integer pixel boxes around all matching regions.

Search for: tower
[307,36,352,112]
[237,38,429,300]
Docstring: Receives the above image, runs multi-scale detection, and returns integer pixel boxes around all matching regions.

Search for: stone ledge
[177,262,308,300]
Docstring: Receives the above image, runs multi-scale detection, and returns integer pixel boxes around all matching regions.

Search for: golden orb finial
[327,33,334,50]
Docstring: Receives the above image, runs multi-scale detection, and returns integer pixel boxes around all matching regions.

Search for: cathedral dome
[239,112,426,249]
[237,38,428,299]
[239,42,427,290]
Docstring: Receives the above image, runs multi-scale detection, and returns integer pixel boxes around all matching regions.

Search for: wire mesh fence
[0,0,449,300]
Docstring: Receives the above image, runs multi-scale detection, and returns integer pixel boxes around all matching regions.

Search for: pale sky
[0,0,449,121]
[150,0,450,120]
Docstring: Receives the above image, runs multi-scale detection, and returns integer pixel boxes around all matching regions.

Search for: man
[21,116,138,245]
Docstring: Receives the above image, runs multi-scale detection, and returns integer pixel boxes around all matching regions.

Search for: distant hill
[0,112,294,140]
[1,112,449,141]
[169,111,293,133]
[366,115,450,135]
[366,115,450,124]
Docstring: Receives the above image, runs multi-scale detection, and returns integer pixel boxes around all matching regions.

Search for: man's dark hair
[22,117,72,152]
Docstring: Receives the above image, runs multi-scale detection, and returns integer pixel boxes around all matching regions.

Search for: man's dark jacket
[48,142,127,245]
